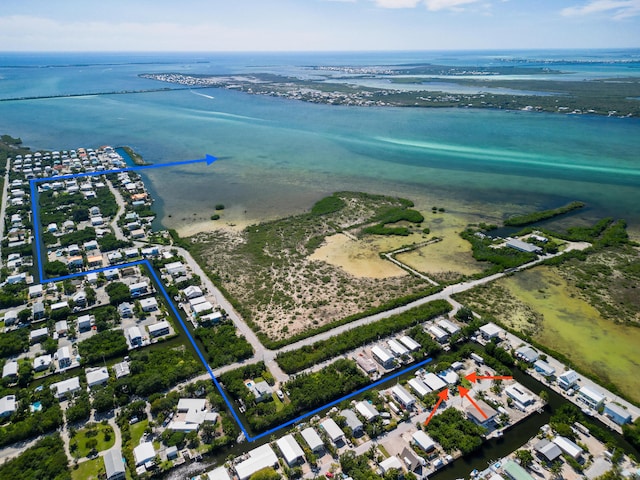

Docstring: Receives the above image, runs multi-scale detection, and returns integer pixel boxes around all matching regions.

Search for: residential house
[320,418,345,445]
[391,385,416,410]
[558,370,579,390]
[3,310,18,326]
[86,367,110,388]
[466,399,498,428]
[249,381,272,402]
[578,385,606,410]
[412,430,436,452]
[30,327,49,344]
[57,346,72,369]
[148,321,170,338]
[118,303,133,319]
[2,361,18,380]
[355,401,379,421]
[276,434,306,466]
[0,395,17,418]
[603,403,632,425]
[128,326,143,347]
[51,377,81,399]
[139,297,158,313]
[33,354,53,372]
[104,448,126,480]
[77,314,93,332]
[300,427,324,454]
[398,335,420,352]
[234,444,279,480]
[371,345,395,369]
[341,409,363,437]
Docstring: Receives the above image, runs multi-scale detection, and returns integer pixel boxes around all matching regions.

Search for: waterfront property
[603,402,632,425]
[234,444,279,480]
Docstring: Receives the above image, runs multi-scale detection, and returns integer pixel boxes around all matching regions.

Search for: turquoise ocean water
[0,50,639,233]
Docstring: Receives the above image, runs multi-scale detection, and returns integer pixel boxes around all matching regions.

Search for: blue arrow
[134,153,217,170]
[30,153,218,281]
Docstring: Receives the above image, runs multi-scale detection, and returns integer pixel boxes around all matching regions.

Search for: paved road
[0,157,11,267]
[168,240,591,391]
[106,178,127,241]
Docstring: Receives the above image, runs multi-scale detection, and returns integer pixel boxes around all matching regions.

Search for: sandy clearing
[309,233,408,279]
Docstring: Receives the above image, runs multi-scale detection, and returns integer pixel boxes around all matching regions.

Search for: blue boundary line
[28,164,432,443]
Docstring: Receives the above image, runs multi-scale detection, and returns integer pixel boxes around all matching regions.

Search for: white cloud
[424,0,480,11]
[561,0,640,19]
[372,0,480,9]
[373,0,422,7]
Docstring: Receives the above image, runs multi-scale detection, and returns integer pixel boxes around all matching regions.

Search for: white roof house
[578,386,606,409]
[55,320,68,335]
[30,327,49,343]
[192,301,214,315]
[51,377,81,399]
[387,339,409,357]
[276,434,306,466]
[355,401,380,421]
[553,436,583,459]
[438,319,461,335]
[371,345,395,368]
[379,456,403,474]
[86,367,110,388]
[128,326,143,346]
[133,442,156,466]
[113,361,131,379]
[183,285,203,299]
[423,373,447,392]
[505,384,535,407]
[408,378,432,398]
[33,354,53,371]
[165,261,187,277]
[320,418,345,444]
[2,361,18,378]
[178,398,206,412]
[205,466,233,480]
[391,385,416,409]
[429,325,449,343]
[412,430,436,452]
[479,322,503,339]
[534,359,556,377]
[148,321,170,337]
[235,444,279,480]
[558,370,579,390]
[129,281,148,294]
[0,395,17,418]
[77,314,93,330]
[28,284,43,298]
[398,335,420,351]
[300,427,324,453]
[139,297,158,312]
[103,447,126,480]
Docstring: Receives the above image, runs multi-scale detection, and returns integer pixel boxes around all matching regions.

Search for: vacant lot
[189,192,436,342]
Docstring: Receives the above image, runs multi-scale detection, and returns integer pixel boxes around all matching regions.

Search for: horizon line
[1,47,640,54]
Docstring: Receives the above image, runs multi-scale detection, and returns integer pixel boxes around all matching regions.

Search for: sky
[0,0,638,51]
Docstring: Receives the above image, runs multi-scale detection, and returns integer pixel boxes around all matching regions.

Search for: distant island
[140,62,640,117]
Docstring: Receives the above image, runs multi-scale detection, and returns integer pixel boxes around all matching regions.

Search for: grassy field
[129,419,149,446]
[395,213,485,283]
[71,457,103,480]
[70,422,115,458]
[457,266,640,403]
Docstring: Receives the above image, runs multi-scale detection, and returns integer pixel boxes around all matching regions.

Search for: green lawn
[129,419,149,446]
[70,422,115,458]
[71,457,103,480]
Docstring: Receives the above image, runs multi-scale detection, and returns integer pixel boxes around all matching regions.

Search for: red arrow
[458,386,487,419]
[424,389,449,427]
[465,372,513,383]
